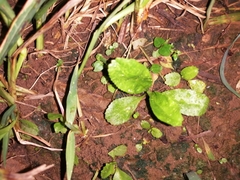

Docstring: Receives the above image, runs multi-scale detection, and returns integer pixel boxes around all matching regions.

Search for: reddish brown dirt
[1,0,240,180]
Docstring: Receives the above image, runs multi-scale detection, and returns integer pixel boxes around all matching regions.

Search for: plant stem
[204,0,215,29]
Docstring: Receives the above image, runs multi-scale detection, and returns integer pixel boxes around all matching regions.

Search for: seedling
[219,158,227,164]
[106,42,119,56]
[152,37,180,60]
[194,144,203,154]
[100,144,132,180]
[140,120,163,138]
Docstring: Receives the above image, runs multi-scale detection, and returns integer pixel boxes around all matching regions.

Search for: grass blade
[66,130,75,180]
[0,0,47,64]
[1,132,10,167]
[66,65,78,126]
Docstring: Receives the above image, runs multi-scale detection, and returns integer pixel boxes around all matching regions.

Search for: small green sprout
[133,112,140,119]
[140,120,163,139]
[101,145,132,179]
[106,42,119,56]
[219,158,227,164]
[194,144,203,153]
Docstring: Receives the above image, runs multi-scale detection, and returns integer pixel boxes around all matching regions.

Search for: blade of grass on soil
[0,0,48,64]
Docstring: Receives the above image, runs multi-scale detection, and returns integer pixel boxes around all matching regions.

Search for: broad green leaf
[0,120,16,140]
[53,122,67,133]
[66,65,78,126]
[149,127,163,138]
[113,167,132,180]
[181,66,199,80]
[140,120,151,130]
[188,79,206,93]
[148,91,183,126]
[150,64,162,73]
[158,44,172,56]
[108,144,127,158]
[108,58,152,94]
[66,131,75,180]
[162,89,209,116]
[164,72,181,87]
[153,37,166,48]
[101,162,116,179]
[19,119,39,140]
[105,96,143,125]
[0,0,48,64]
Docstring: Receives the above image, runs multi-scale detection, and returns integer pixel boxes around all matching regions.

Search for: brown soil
[1,0,240,180]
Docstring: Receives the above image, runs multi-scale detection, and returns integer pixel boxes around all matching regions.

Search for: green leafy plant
[0,0,138,178]
[100,145,132,180]
[104,57,209,127]
[152,37,180,60]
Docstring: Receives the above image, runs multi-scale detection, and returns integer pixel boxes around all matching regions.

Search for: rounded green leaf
[133,112,139,119]
[136,144,143,152]
[140,120,151,130]
[148,92,183,126]
[112,42,119,48]
[164,72,181,87]
[150,64,162,73]
[108,58,152,94]
[188,79,206,93]
[92,60,104,72]
[108,145,127,158]
[181,66,199,80]
[153,37,166,48]
[106,49,113,56]
[162,89,209,116]
[105,96,144,125]
[150,127,163,138]
[158,44,172,56]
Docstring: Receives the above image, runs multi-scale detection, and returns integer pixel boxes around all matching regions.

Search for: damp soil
[1,0,240,180]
